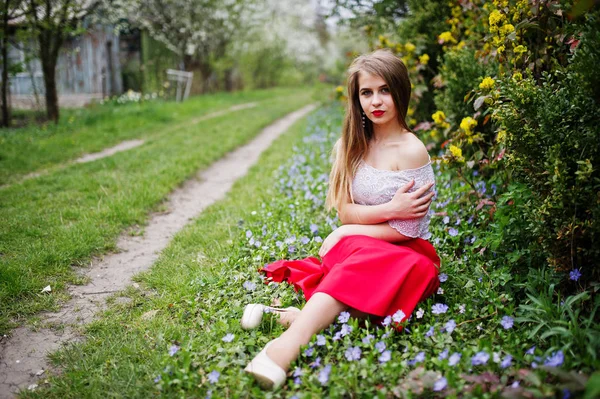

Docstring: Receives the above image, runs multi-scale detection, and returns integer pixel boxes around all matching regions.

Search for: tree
[0,0,26,128]
[23,0,100,123]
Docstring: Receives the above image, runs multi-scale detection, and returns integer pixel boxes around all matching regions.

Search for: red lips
[372,110,385,117]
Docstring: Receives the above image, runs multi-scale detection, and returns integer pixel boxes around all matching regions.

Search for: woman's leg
[265,292,347,370]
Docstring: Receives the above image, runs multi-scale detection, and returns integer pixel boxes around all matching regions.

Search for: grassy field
[20,106,599,398]
[0,87,320,334]
[0,87,305,185]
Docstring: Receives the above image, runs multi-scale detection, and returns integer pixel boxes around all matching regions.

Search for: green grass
[0,88,317,334]
[0,87,307,185]
[20,105,599,398]
[21,102,316,399]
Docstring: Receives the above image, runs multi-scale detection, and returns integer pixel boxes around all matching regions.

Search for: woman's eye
[381,88,390,93]
[361,91,371,96]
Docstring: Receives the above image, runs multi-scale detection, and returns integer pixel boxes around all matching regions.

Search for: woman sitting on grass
[242,49,441,390]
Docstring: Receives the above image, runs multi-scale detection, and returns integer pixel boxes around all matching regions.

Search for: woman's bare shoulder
[394,134,431,169]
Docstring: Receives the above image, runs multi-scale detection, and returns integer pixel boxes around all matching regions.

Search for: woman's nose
[372,93,382,106]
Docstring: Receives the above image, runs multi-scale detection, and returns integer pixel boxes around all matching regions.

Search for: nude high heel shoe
[244,339,287,390]
[240,304,300,330]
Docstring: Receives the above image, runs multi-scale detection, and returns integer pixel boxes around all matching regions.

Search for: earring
[361,111,365,128]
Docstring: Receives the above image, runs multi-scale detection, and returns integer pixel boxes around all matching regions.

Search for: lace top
[351,159,435,240]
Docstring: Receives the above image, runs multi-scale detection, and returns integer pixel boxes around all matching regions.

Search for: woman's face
[357,72,398,128]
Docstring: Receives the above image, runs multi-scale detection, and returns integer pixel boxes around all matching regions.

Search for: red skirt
[260,235,440,324]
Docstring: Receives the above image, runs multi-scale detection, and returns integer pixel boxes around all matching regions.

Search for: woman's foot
[244,339,287,390]
[241,304,300,330]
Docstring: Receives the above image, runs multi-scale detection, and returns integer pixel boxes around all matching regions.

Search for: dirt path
[1,102,259,190]
[0,103,317,398]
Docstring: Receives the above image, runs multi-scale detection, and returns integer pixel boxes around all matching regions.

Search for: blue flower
[340,324,353,337]
[318,364,332,385]
[345,346,362,361]
[288,245,296,253]
[425,326,434,337]
[293,367,303,377]
[501,316,514,329]
[439,273,448,282]
[431,303,449,314]
[245,230,252,238]
[304,347,314,357]
[242,281,256,291]
[310,224,319,234]
[449,228,459,237]
[316,335,326,346]
[382,316,392,326]
[338,311,350,323]
[444,319,456,334]
[300,236,310,245]
[362,334,374,344]
[222,333,234,343]
[501,354,513,369]
[448,352,462,366]
[207,370,220,384]
[525,345,536,355]
[544,350,564,367]
[443,216,450,224]
[438,349,449,360]
[153,375,161,383]
[471,351,490,366]
[408,351,425,366]
[310,357,321,368]
[392,309,406,323]
[294,377,301,385]
[168,344,180,356]
[569,269,582,281]
[379,350,391,364]
[375,341,386,353]
[563,388,571,399]
[433,377,447,391]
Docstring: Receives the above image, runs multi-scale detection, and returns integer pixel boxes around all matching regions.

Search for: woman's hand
[319,226,348,258]
[385,180,434,220]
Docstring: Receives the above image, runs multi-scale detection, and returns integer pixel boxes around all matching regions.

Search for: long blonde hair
[326,49,412,211]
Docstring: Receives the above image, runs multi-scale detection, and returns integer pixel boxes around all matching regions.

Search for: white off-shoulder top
[351,159,435,240]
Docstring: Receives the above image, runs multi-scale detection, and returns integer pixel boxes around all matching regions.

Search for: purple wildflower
[379,350,392,363]
[304,347,314,357]
[501,354,513,369]
[443,216,450,224]
[439,273,448,282]
[563,388,571,399]
[310,357,321,368]
[444,319,456,334]
[168,344,180,356]
[222,333,234,343]
[338,311,350,323]
[294,377,301,385]
[431,303,449,314]
[471,351,490,366]
[293,367,303,377]
[382,316,392,326]
[438,349,449,360]
[449,228,459,237]
[408,351,425,366]
[526,345,536,355]
[242,281,256,291]
[433,377,448,391]
[392,309,406,323]
[300,236,310,245]
[362,334,374,344]
[153,375,161,383]
[345,346,362,361]
[245,230,252,238]
[569,269,582,281]
[310,224,319,234]
[332,331,342,341]
[511,381,520,388]
[318,364,332,385]
[544,351,564,367]
[375,341,386,353]
[340,324,353,337]
[316,335,326,346]
[207,370,220,384]
[501,316,514,329]
[448,352,462,366]
[288,245,296,253]
[425,326,434,337]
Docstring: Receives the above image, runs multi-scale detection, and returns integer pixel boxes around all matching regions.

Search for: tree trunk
[41,55,59,123]
[1,0,11,128]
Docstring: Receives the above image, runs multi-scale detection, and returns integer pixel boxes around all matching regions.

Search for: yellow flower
[497,45,506,54]
[404,42,416,52]
[514,45,528,54]
[497,130,507,143]
[407,107,415,117]
[512,71,523,81]
[409,118,417,126]
[419,54,430,65]
[432,110,447,124]
[336,86,344,93]
[499,24,515,36]
[489,10,504,26]
[479,77,495,90]
[460,116,478,134]
[449,145,464,161]
[438,31,457,44]
[430,129,440,140]
[456,41,466,50]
